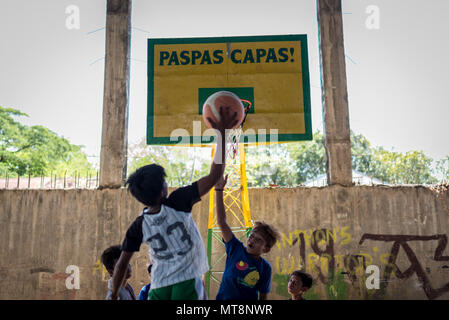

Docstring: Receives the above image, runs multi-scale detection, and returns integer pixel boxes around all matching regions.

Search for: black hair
[125,164,167,206]
[101,245,122,271]
[290,270,313,289]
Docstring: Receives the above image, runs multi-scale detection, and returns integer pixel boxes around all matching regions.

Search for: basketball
[202,91,245,129]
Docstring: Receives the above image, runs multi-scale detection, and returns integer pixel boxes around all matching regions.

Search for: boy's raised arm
[110,251,134,300]
[196,128,226,197]
[215,175,233,243]
[196,106,238,197]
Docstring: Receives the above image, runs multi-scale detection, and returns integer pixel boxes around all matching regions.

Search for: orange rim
[240,99,252,113]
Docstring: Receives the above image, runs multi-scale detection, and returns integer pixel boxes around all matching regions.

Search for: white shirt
[122,182,209,289]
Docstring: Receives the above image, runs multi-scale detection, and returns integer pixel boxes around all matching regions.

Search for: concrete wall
[0,186,448,300]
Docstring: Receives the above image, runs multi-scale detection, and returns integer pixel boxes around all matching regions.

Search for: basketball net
[226,99,252,160]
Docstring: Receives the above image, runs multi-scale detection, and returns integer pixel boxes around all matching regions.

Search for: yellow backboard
[147,34,312,145]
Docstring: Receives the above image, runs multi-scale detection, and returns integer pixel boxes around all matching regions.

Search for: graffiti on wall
[359,234,449,300]
[92,259,109,281]
[272,227,449,300]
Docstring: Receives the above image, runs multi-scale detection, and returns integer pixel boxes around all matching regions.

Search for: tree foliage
[0,106,93,176]
[350,132,437,184]
[435,156,449,182]
[127,138,210,187]
[244,144,298,187]
[127,131,445,187]
[246,131,439,186]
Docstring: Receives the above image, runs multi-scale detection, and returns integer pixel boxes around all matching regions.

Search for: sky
[1,0,448,168]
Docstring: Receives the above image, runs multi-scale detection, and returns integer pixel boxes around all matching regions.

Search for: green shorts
[148,277,207,300]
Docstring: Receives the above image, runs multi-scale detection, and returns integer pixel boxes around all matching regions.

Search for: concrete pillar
[317,0,353,186]
[99,0,132,188]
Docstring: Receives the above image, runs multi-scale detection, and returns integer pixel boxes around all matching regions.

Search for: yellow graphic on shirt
[243,270,260,287]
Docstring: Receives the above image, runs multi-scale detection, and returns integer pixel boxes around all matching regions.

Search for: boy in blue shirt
[214,175,280,300]
[138,263,152,300]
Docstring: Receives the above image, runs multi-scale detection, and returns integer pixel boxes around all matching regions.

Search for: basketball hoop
[226,99,252,159]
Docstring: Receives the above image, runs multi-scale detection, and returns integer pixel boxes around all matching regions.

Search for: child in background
[101,245,136,300]
[138,263,152,300]
[288,270,313,300]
